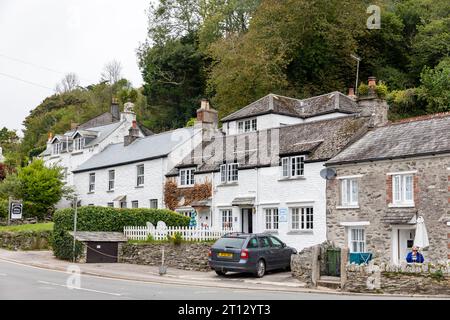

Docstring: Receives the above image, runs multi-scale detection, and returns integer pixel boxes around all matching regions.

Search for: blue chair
[349,252,373,264]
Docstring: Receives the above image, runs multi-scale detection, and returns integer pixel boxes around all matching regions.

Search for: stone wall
[0,231,52,251]
[344,262,450,295]
[119,242,211,271]
[327,156,450,264]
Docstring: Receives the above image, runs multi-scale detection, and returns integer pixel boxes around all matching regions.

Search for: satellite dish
[320,168,337,180]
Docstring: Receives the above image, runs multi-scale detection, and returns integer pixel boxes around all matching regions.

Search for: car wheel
[255,259,266,278]
[215,270,227,276]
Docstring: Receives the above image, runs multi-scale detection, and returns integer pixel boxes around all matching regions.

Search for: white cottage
[71,100,219,209]
[166,91,384,251]
[41,100,149,208]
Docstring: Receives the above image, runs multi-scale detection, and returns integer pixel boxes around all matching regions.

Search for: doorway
[241,208,253,233]
[393,227,416,264]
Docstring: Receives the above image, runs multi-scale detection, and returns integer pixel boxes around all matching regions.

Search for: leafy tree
[418,58,450,112]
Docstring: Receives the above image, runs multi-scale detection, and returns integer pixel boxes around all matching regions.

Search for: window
[220,163,238,183]
[108,170,115,191]
[150,199,158,209]
[52,142,62,155]
[73,137,85,151]
[89,173,95,193]
[237,118,257,133]
[120,201,127,208]
[136,165,144,186]
[258,236,271,248]
[107,202,114,207]
[180,168,195,186]
[281,156,305,178]
[131,200,139,208]
[349,228,365,253]
[247,237,258,248]
[264,208,279,230]
[269,236,284,248]
[392,174,414,205]
[290,207,314,230]
[221,209,233,229]
[341,178,358,206]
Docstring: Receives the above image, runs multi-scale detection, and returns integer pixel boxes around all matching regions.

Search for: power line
[0,71,54,91]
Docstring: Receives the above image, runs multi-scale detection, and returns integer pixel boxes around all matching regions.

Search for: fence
[123,226,236,241]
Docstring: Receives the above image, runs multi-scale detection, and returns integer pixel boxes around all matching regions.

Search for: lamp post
[72,195,78,263]
[350,54,361,95]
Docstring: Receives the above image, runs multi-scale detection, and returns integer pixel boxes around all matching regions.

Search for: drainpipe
[161,157,164,208]
[255,167,259,233]
[211,172,214,228]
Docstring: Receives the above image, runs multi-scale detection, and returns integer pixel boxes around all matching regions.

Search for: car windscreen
[213,237,246,249]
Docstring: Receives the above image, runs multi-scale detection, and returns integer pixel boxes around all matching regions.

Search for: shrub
[375,81,388,98]
[168,232,183,246]
[52,206,190,260]
[358,83,369,96]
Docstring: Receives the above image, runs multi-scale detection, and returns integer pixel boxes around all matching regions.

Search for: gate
[325,248,341,276]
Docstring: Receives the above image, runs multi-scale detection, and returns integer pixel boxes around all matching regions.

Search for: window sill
[278,176,306,182]
[262,230,279,235]
[336,205,360,210]
[287,230,314,235]
[217,182,239,187]
[87,192,95,194]
[178,185,194,189]
[72,151,84,155]
[388,203,415,208]
[135,185,144,189]
[49,155,60,159]
[106,190,115,193]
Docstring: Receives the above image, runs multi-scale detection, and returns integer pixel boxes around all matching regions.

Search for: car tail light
[240,249,249,259]
[208,249,212,257]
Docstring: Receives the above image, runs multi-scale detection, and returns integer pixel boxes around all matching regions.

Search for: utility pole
[72,195,78,263]
[7,196,11,226]
[351,54,361,95]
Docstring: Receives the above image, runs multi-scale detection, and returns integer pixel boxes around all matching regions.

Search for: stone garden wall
[119,242,211,271]
[0,230,52,251]
[344,262,450,295]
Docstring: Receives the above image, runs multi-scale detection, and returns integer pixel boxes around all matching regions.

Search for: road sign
[9,200,23,220]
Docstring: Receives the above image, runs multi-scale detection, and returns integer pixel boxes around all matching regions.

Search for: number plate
[218,252,233,258]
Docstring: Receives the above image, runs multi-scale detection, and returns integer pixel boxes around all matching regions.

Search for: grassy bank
[0,222,54,232]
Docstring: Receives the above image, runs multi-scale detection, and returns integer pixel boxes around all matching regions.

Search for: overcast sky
[0,0,152,135]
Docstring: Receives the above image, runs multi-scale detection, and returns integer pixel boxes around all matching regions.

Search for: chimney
[196,99,218,125]
[348,87,356,99]
[358,76,388,127]
[71,122,79,130]
[124,120,140,146]
[111,97,120,121]
[48,132,53,142]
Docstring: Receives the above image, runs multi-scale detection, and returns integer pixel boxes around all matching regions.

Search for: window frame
[392,174,414,206]
[179,168,195,186]
[221,209,233,229]
[88,173,95,193]
[281,155,305,178]
[131,200,139,208]
[264,208,279,231]
[136,164,145,187]
[348,227,366,253]
[341,178,358,206]
[289,207,314,231]
[108,170,115,191]
[73,137,85,151]
[52,142,62,155]
[220,163,239,183]
[237,118,257,133]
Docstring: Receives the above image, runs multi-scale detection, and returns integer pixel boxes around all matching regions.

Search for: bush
[375,81,388,98]
[52,206,190,260]
[167,232,183,246]
[358,83,369,96]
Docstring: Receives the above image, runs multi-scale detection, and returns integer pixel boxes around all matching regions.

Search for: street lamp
[350,54,361,95]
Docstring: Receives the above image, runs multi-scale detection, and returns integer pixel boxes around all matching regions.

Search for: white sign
[279,208,288,222]
[9,200,23,220]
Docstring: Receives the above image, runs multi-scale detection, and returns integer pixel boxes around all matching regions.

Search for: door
[86,242,118,263]
[268,236,289,268]
[398,229,415,263]
[241,208,253,233]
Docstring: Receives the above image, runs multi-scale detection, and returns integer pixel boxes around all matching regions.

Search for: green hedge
[53,206,190,260]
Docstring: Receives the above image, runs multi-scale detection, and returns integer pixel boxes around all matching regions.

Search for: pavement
[0,249,448,299]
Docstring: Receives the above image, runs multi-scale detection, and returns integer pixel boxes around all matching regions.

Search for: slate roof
[221,92,358,122]
[73,127,198,173]
[380,212,416,224]
[68,231,128,242]
[166,115,369,176]
[327,114,450,165]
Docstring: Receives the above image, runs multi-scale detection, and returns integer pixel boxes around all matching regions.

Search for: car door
[270,236,292,268]
[268,236,285,268]
[257,236,274,269]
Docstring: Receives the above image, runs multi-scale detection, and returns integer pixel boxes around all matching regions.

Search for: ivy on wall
[164,178,212,211]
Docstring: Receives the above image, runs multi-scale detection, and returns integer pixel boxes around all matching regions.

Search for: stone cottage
[325,112,450,264]
[165,89,386,251]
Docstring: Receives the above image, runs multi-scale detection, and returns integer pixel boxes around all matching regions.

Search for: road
[0,259,442,300]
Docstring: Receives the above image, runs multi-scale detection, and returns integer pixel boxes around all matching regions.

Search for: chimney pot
[200,99,210,110]
[132,120,137,129]
[348,87,356,98]
[48,132,53,142]
[368,76,377,87]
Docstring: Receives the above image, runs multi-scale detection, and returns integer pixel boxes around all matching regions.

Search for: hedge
[52,206,190,260]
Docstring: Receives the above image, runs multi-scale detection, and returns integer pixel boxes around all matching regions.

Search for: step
[317,276,341,289]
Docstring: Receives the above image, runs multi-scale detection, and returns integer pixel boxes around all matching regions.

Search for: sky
[0,0,152,135]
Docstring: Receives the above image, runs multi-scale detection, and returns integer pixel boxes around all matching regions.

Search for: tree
[55,73,80,94]
[418,57,450,113]
[101,60,123,84]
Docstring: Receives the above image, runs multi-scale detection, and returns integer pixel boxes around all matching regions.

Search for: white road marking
[37,280,122,297]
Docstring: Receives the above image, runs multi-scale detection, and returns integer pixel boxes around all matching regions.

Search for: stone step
[317,276,341,289]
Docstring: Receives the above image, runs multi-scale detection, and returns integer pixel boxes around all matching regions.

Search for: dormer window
[179,168,195,186]
[73,137,85,151]
[281,155,305,178]
[220,163,238,183]
[237,118,257,133]
[52,142,62,155]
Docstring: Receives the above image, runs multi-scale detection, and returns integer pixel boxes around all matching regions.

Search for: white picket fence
[123,225,236,241]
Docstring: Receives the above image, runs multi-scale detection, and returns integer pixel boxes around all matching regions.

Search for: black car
[208,233,297,278]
